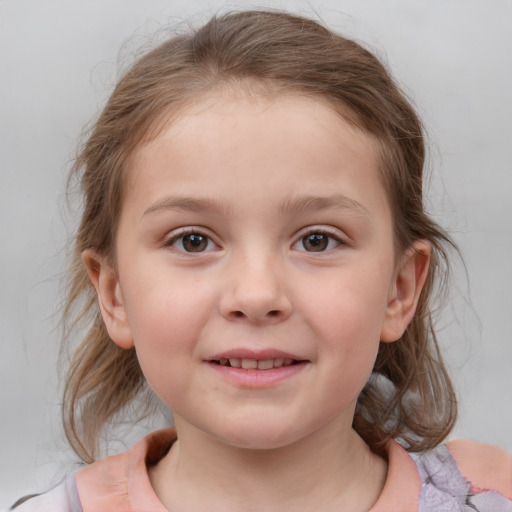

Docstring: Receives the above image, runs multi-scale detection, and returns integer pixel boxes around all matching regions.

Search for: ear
[380,240,431,343]
[82,249,134,349]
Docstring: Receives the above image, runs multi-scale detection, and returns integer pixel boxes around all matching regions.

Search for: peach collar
[77,428,422,512]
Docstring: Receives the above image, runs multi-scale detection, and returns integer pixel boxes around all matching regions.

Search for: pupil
[183,234,207,252]
[304,233,327,252]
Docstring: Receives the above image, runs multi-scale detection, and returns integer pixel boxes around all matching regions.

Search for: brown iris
[302,233,328,252]
[182,233,209,252]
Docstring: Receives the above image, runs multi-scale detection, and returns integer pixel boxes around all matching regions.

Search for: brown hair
[63,10,457,462]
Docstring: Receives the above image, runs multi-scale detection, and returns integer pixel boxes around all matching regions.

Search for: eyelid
[292,226,347,252]
[163,227,220,253]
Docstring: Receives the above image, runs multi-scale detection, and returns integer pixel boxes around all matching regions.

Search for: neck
[149,417,387,512]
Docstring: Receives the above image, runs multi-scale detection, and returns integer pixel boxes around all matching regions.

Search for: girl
[11,9,511,512]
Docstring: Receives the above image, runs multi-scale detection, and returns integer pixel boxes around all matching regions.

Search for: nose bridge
[221,244,291,323]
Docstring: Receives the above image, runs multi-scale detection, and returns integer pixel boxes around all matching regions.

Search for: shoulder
[75,428,175,512]
[411,439,512,511]
[6,429,176,512]
[446,439,512,497]
[8,475,82,512]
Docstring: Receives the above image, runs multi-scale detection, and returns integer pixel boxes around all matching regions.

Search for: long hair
[63,10,457,462]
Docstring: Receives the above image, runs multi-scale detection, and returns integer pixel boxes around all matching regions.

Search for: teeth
[218,358,297,369]
[257,359,274,370]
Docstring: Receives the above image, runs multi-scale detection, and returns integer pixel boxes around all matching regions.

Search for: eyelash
[293,228,344,253]
[164,228,218,253]
[163,227,345,254]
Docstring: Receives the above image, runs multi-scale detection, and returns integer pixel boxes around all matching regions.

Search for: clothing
[12,428,512,512]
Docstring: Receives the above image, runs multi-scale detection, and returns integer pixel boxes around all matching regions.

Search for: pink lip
[207,348,304,361]
[207,361,308,388]
[205,348,309,388]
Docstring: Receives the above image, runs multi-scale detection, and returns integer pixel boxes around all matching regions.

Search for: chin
[209,420,310,451]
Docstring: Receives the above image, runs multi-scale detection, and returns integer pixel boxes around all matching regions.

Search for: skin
[84,92,430,512]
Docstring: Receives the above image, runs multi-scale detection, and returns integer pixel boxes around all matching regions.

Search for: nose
[220,253,292,324]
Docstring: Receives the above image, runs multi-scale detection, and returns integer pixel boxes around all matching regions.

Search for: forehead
[129,93,377,175]
[123,92,389,223]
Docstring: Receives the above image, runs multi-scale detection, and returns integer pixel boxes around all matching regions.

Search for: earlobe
[82,249,134,349]
[380,240,431,343]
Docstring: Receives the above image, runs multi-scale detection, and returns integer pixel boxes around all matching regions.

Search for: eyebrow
[278,194,371,220]
[142,196,233,219]
[142,193,370,220]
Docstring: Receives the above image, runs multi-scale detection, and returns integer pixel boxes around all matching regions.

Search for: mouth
[211,357,301,370]
[206,351,308,387]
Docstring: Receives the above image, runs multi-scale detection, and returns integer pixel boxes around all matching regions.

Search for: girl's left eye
[167,232,217,253]
[293,231,342,252]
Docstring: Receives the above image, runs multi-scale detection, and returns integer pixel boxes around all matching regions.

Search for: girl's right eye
[166,232,217,253]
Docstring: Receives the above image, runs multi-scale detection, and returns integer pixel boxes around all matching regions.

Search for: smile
[214,358,297,370]
[207,350,308,387]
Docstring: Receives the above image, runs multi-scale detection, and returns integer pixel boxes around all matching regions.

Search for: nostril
[226,308,289,322]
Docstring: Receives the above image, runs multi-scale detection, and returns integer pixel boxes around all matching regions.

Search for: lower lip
[206,361,308,388]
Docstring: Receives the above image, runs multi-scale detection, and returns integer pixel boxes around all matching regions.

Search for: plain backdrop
[1,0,511,507]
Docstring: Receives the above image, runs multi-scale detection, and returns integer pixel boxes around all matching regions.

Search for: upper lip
[207,348,305,361]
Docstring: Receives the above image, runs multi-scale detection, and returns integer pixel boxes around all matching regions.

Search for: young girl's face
[91,91,424,450]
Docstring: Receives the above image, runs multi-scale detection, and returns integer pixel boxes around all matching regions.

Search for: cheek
[124,267,214,340]
[317,307,382,414]
[307,269,391,389]
[315,273,391,341]
[121,281,212,389]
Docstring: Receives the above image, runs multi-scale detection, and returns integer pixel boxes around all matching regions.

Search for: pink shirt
[14,428,512,511]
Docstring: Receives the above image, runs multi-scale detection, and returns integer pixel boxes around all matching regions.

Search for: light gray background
[1,0,511,507]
